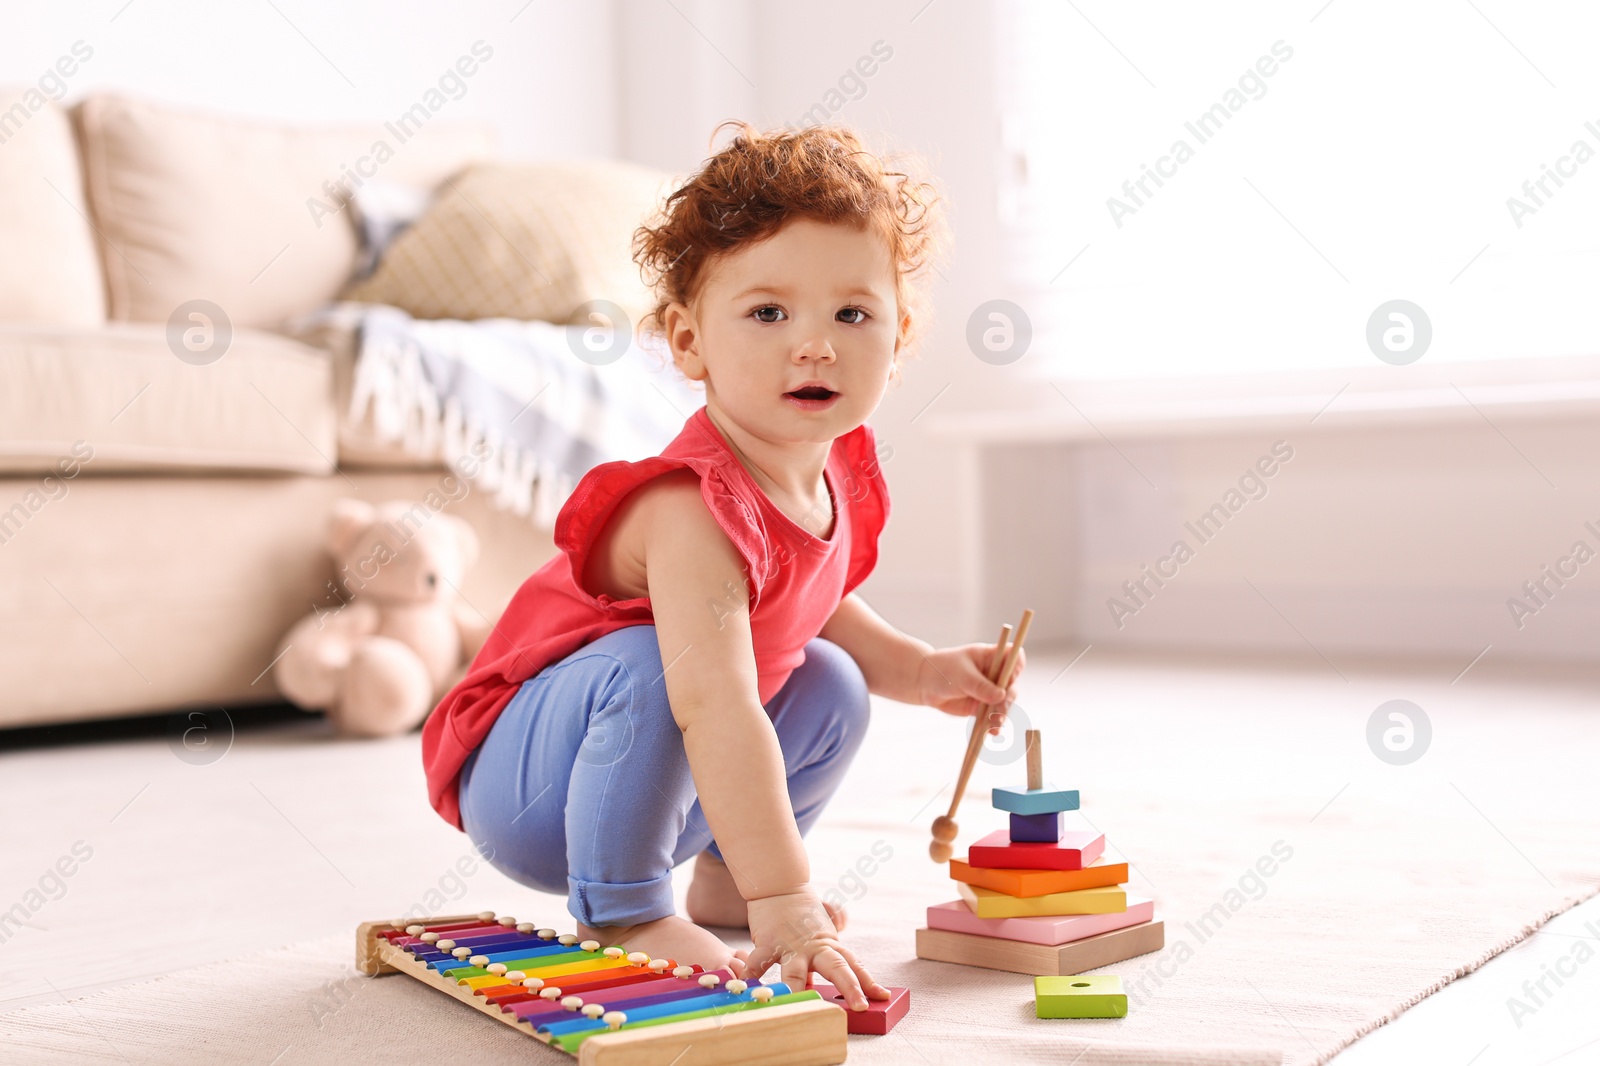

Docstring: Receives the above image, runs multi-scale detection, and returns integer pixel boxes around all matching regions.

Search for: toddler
[422,122,1025,1010]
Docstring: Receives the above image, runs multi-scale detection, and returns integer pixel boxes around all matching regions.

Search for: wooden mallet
[926,621,1009,859]
[929,608,1033,862]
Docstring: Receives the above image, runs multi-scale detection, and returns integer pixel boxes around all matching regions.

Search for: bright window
[996,0,1600,379]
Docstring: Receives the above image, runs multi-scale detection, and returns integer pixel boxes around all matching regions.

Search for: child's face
[668,218,902,447]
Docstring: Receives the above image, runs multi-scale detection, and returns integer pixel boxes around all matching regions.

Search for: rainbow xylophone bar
[356,912,848,1066]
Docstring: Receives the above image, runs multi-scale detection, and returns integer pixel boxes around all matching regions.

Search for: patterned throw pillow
[343,160,675,329]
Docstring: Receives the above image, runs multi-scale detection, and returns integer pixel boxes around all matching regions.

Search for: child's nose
[792,336,837,363]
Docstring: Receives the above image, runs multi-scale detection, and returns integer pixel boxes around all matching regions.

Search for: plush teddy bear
[273,498,490,737]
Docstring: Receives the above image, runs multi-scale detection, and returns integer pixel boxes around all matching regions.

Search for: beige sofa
[0,90,554,729]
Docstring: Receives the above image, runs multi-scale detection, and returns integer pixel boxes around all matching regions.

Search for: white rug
[4,651,1597,1063]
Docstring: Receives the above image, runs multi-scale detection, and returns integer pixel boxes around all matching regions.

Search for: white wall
[613,0,755,174]
[3,0,619,159]
[1073,419,1600,666]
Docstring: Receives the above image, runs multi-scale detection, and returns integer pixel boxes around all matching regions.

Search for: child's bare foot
[685,851,750,927]
[686,851,849,931]
[575,913,735,973]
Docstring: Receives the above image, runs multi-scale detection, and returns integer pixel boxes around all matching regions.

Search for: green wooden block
[1034,974,1127,1018]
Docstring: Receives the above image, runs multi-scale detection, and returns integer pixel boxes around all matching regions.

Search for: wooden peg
[1026,729,1042,791]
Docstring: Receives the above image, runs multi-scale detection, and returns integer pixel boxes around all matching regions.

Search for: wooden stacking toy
[916,730,1165,978]
[356,912,900,1064]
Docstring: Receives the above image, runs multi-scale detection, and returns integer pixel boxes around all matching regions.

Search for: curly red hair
[633,121,946,361]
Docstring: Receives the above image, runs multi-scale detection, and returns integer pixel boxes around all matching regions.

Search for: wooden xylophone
[356,912,848,1065]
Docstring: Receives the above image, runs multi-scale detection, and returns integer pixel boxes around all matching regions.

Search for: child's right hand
[736,888,891,1010]
[913,641,1025,732]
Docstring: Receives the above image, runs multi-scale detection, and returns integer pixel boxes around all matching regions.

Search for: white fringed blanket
[345,305,699,528]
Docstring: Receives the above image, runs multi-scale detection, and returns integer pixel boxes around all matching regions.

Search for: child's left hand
[912,642,1025,734]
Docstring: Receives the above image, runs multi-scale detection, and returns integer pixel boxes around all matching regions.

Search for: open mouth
[785,386,838,401]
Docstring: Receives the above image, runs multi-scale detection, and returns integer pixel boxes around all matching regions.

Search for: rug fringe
[1314,880,1600,1065]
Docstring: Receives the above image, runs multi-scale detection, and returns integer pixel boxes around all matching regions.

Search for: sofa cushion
[0,86,105,325]
[74,93,495,329]
[0,324,335,475]
[341,160,674,327]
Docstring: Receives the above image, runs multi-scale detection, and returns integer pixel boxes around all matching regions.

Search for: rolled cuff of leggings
[568,871,677,928]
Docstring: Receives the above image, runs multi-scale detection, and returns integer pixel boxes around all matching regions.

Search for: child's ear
[898,309,913,345]
[665,300,708,382]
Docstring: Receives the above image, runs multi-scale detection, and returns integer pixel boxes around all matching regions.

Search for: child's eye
[752,306,786,323]
[837,306,871,325]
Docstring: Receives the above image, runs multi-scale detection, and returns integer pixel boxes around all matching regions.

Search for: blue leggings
[457,625,871,928]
